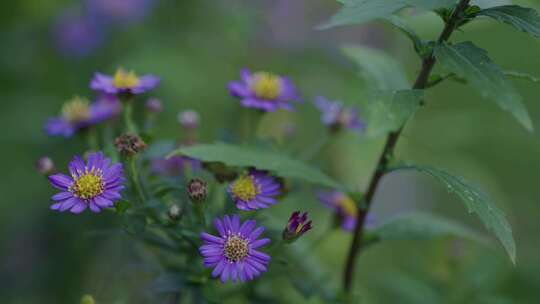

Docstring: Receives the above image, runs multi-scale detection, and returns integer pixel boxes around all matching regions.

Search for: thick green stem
[342,0,472,294]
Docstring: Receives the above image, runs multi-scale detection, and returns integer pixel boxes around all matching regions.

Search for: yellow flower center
[112,68,140,89]
[230,174,260,201]
[251,72,282,100]
[70,169,104,200]
[61,97,91,122]
[224,235,249,262]
[337,195,358,217]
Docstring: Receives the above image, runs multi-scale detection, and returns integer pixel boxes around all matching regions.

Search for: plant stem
[129,156,146,204]
[342,0,471,293]
[123,100,138,135]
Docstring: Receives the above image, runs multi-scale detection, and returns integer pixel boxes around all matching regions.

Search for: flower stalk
[342,0,472,293]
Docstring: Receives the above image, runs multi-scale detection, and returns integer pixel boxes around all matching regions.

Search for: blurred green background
[1,0,540,303]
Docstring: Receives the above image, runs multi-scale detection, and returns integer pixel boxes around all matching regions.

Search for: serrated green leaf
[342,45,409,90]
[318,0,457,29]
[478,5,540,38]
[365,90,423,137]
[373,212,487,243]
[168,143,342,189]
[435,41,533,131]
[394,165,516,264]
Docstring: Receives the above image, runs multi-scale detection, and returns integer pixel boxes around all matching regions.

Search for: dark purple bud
[283,211,312,243]
[187,178,208,203]
[145,98,162,113]
[36,156,55,175]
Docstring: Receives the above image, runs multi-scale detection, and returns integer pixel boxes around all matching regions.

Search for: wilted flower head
[90,68,160,95]
[228,169,281,210]
[283,211,312,242]
[187,178,208,203]
[145,98,162,113]
[318,191,358,231]
[48,151,125,214]
[114,133,147,156]
[177,110,200,129]
[200,215,271,283]
[36,156,55,175]
[228,68,301,112]
[314,96,365,132]
[45,95,120,137]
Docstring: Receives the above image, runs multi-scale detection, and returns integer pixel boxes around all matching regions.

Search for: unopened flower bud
[167,204,182,221]
[177,110,199,129]
[187,178,208,203]
[145,98,162,113]
[282,211,312,243]
[36,156,55,175]
[80,295,95,304]
[114,133,147,156]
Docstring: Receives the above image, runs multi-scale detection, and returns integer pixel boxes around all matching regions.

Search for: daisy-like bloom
[282,211,312,243]
[227,169,281,210]
[45,95,120,138]
[90,68,160,95]
[314,96,365,132]
[48,152,125,214]
[228,68,301,112]
[200,215,271,283]
[318,191,359,231]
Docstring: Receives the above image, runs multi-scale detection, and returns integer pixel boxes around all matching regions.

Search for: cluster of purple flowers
[44,67,366,287]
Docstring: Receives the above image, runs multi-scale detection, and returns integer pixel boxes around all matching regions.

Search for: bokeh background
[1,0,540,303]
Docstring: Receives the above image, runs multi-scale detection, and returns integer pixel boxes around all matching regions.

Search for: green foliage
[342,45,409,90]
[393,165,516,264]
[372,211,487,243]
[478,5,540,38]
[505,70,540,84]
[318,0,457,29]
[384,16,429,58]
[434,41,533,131]
[168,143,342,189]
[365,90,423,137]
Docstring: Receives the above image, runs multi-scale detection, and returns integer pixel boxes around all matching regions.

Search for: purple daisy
[45,95,120,138]
[318,191,359,231]
[90,68,160,95]
[200,215,271,283]
[51,9,105,58]
[314,96,366,132]
[150,155,201,177]
[228,68,301,112]
[48,152,125,214]
[227,169,281,210]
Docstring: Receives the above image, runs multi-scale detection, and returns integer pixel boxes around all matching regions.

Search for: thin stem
[123,101,138,135]
[129,156,146,204]
[342,0,471,294]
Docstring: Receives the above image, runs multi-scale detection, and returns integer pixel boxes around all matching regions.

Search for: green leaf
[393,165,516,263]
[435,41,533,131]
[505,70,540,84]
[373,212,487,243]
[365,90,423,137]
[478,5,540,38]
[384,16,428,57]
[318,0,457,29]
[168,143,342,189]
[342,45,409,90]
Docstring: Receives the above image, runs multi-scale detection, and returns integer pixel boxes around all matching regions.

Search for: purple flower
[86,0,155,24]
[151,156,201,177]
[283,211,312,242]
[90,68,160,95]
[36,156,55,175]
[227,169,281,210]
[318,191,358,231]
[145,98,162,113]
[45,96,120,138]
[51,9,105,58]
[177,110,200,129]
[314,96,366,132]
[200,215,271,283]
[228,68,301,112]
[48,152,125,214]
